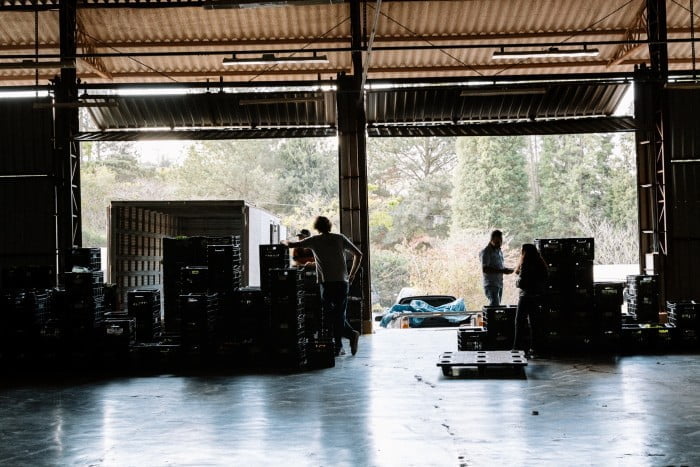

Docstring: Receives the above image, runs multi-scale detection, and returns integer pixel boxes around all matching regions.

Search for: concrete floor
[1,329,699,466]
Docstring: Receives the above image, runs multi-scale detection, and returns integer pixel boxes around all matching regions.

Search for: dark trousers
[484,286,503,307]
[320,281,355,350]
[513,294,542,351]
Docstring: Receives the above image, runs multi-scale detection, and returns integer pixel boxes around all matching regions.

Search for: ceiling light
[492,47,600,60]
[239,96,324,105]
[222,53,329,66]
[0,59,75,70]
[460,87,547,97]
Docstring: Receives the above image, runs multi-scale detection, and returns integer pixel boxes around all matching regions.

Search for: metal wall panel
[0,98,57,271]
[0,99,54,175]
[666,89,700,300]
[0,179,56,267]
[86,92,336,130]
[366,83,629,125]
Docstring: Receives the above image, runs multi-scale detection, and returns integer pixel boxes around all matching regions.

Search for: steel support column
[54,0,81,272]
[336,0,371,334]
[634,0,669,303]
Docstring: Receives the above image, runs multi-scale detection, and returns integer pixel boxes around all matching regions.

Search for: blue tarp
[379,298,467,328]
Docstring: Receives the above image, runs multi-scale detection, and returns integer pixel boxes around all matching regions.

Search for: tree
[274,138,338,215]
[174,140,282,204]
[451,136,531,243]
[367,137,457,246]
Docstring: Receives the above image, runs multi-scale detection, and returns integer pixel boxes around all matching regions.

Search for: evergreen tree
[275,138,337,215]
[452,136,530,242]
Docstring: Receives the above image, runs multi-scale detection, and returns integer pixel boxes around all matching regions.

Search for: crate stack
[458,325,487,351]
[0,289,51,358]
[302,269,335,369]
[67,248,101,272]
[232,287,268,348]
[483,305,517,350]
[593,282,624,350]
[64,270,105,338]
[535,237,595,352]
[127,289,162,343]
[625,275,659,323]
[207,242,243,347]
[162,236,236,333]
[259,245,290,294]
[268,268,307,368]
[179,293,219,353]
[667,300,699,349]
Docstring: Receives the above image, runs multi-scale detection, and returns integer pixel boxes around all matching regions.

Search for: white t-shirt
[299,232,361,283]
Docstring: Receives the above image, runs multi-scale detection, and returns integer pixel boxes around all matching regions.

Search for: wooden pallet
[437,350,528,376]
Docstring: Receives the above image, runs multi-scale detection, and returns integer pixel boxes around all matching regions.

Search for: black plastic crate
[457,325,486,351]
[127,289,162,343]
[180,266,209,294]
[305,338,335,369]
[104,316,136,348]
[67,248,101,272]
[483,305,517,328]
[569,238,594,261]
[64,272,104,300]
[179,293,218,352]
[259,245,290,292]
[595,282,624,305]
[207,244,243,292]
[535,238,567,262]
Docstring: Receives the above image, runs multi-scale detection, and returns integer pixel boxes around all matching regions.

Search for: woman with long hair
[513,243,549,354]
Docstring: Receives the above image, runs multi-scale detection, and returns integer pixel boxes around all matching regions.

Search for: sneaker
[335,348,346,357]
[350,331,360,356]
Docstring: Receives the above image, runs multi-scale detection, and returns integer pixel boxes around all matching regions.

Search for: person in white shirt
[283,216,363,356]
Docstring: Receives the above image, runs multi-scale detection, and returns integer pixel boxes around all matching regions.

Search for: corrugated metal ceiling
[0,0,698,85]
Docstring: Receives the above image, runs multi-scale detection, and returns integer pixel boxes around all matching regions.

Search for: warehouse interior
[1,0,700,464]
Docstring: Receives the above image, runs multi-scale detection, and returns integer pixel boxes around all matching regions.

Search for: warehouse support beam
[54,0,82,271]
[336,0,371,334]
[634,0,669,302]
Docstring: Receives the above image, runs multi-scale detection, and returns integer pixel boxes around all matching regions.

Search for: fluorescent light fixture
[239,96,324,105]
[222,53,329,66]
[0,59,75,70]
[492,47,600,60]
[460,87,547,97]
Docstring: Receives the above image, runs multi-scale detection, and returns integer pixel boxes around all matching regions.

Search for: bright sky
[137,140,191,165]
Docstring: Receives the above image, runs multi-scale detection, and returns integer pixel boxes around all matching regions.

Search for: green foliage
[368,137,456,247]
[452,136,530,243]
[370,248,410,307]
[274,139,338,215]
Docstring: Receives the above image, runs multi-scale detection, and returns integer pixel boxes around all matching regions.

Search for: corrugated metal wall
[666,89,700,300]
[0,99,57,269]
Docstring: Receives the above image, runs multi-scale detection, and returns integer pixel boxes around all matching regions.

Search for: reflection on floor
[1,328,699,466]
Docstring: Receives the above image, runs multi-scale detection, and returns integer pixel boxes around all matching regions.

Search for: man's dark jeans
[320,281,356,351]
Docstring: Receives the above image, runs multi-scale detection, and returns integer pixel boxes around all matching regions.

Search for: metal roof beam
[1,28,697,55]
